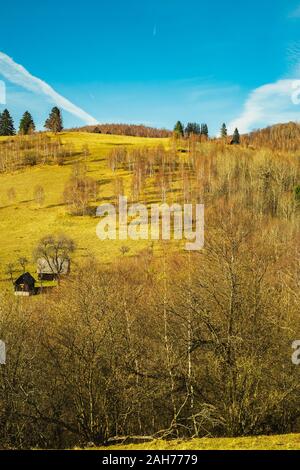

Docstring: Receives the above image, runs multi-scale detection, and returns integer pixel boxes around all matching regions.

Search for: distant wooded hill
[69,121,300,149]
[243,122,300,151]
[67,123,172,138]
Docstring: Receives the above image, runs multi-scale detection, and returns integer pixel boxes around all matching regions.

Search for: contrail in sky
[0,51,98,125]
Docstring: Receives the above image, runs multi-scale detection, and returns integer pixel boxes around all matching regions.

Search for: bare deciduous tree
[33,233,75,281]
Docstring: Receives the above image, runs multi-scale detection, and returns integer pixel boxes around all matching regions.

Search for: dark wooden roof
[14,272,36,286]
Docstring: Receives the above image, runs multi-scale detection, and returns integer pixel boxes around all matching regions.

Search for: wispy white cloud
[228,79,300,134]
[0,51,98,125]
[227,6,300,134]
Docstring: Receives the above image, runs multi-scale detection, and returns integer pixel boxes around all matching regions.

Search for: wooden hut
[14,272,36,296]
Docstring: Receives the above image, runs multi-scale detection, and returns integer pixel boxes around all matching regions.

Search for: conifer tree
[221,123,227,138]
[185,122,200,136]
[0,109,16,136]
[201,123,209,137]
[174,121,184,138]
[44,107,63,133]
[232,128,240,144]
[19,111,35,135]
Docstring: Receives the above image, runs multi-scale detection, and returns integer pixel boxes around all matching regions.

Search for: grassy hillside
[0,130,299,283]
[0,130,300,449]
[93,434,300,450]
[0,132,168,281]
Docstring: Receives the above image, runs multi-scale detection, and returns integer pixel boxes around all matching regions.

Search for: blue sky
[1,0,300,134]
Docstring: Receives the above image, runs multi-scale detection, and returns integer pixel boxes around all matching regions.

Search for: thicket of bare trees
[0,208,299,449]
[63,162,98,215]
[0,134,76,172]
[68,123,172,138]
[244,122,300,151]
[107,140,300,219]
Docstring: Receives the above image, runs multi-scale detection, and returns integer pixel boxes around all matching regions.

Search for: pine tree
[19,111,35,135]
[200,123,209,137]
[174,121,184,138]
[0,109,16,136]
[232,128,240,144]
[185,122,200,136]
[44,107,63,133]
[221,123,227,138]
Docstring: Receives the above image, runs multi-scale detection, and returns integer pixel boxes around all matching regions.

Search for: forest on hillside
[0,133,300,448]
[68,123,172,138]
[244,122,300,151]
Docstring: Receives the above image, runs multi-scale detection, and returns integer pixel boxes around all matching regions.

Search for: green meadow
[92,434,300,451]
[0,132,168,281]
